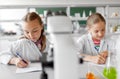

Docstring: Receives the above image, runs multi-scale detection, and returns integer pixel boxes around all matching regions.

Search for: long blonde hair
[22,12,46,52]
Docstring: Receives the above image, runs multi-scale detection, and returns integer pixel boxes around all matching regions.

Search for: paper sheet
[16,63,42,73]
[88,62,106,67]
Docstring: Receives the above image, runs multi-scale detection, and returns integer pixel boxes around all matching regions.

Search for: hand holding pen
[95,51,108,64]
[99,50,108,58]
[16,52,29,68]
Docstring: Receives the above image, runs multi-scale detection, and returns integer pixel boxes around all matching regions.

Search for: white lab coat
[0,38,50,64]
[77,33,114,56]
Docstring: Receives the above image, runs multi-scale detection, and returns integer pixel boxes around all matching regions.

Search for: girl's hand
[9,57,29,68]
[99,50,108,58]
[83,55,106,64]
[16,58,29,68]
[91,55,106,64]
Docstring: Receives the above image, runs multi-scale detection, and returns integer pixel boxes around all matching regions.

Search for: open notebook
[16,63,42,73]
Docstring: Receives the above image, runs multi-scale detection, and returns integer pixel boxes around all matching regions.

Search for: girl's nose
[29,33,34,38]
[98,32,103,36]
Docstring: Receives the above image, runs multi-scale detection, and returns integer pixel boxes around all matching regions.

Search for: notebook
[16,63,42,73]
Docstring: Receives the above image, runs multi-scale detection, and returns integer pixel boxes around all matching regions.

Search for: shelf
[69,16,87,21]
[106,32,120,36]
[107,17,120,20]
[112,32,120,35]
[0,0,120,8]
[0,35,20,41]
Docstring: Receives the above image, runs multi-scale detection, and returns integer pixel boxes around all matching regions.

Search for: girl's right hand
[9,57,29,68]
[15,58,29,68]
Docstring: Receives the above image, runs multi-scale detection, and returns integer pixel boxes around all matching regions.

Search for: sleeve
[0,50,13,64]
[76,36,85,56]
[0,40,22,64]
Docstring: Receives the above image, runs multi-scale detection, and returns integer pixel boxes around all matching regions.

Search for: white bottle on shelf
[82,10,86,18]
[75,13,81,18]
[73,21,80,33]
[89,10,92,16]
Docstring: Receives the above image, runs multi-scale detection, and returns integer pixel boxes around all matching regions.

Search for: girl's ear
[87,25,92,33]
[86,25,90,31]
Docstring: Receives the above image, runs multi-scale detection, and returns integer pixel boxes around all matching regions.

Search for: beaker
[86,63,96,79]
[103,49,117,79]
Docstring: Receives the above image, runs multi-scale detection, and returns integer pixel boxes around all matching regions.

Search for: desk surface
[0,63,54,79]
[0,62,106,79]
[78,62,106,79]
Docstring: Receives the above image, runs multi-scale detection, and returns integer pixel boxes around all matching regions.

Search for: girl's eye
[33,30,38,33]
[102,29,105,31]
[95,30,98,33]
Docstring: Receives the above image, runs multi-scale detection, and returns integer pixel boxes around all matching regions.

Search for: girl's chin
[31,39,37,42]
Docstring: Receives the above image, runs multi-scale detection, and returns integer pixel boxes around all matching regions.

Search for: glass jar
[86,63,96,79]
[103,49,117,79]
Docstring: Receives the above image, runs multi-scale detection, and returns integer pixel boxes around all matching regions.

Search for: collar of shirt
[34,37,42,46]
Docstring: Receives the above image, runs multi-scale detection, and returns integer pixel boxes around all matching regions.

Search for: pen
[16,52,28,64]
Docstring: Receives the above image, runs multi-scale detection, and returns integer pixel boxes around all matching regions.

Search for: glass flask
[103,49,117,79]
[86,63,96,79]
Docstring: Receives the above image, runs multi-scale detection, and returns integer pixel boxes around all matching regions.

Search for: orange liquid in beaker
[86,72,95,79]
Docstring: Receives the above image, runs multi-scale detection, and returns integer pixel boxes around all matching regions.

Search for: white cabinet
[66,7,94,34]
[69,6,120,36]
[97,6,120,35]
[106,7,120,35]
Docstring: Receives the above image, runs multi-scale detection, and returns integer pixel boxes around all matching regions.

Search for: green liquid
[103,67,117,79]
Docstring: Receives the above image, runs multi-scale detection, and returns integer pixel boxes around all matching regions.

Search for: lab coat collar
[34,37,42,46]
